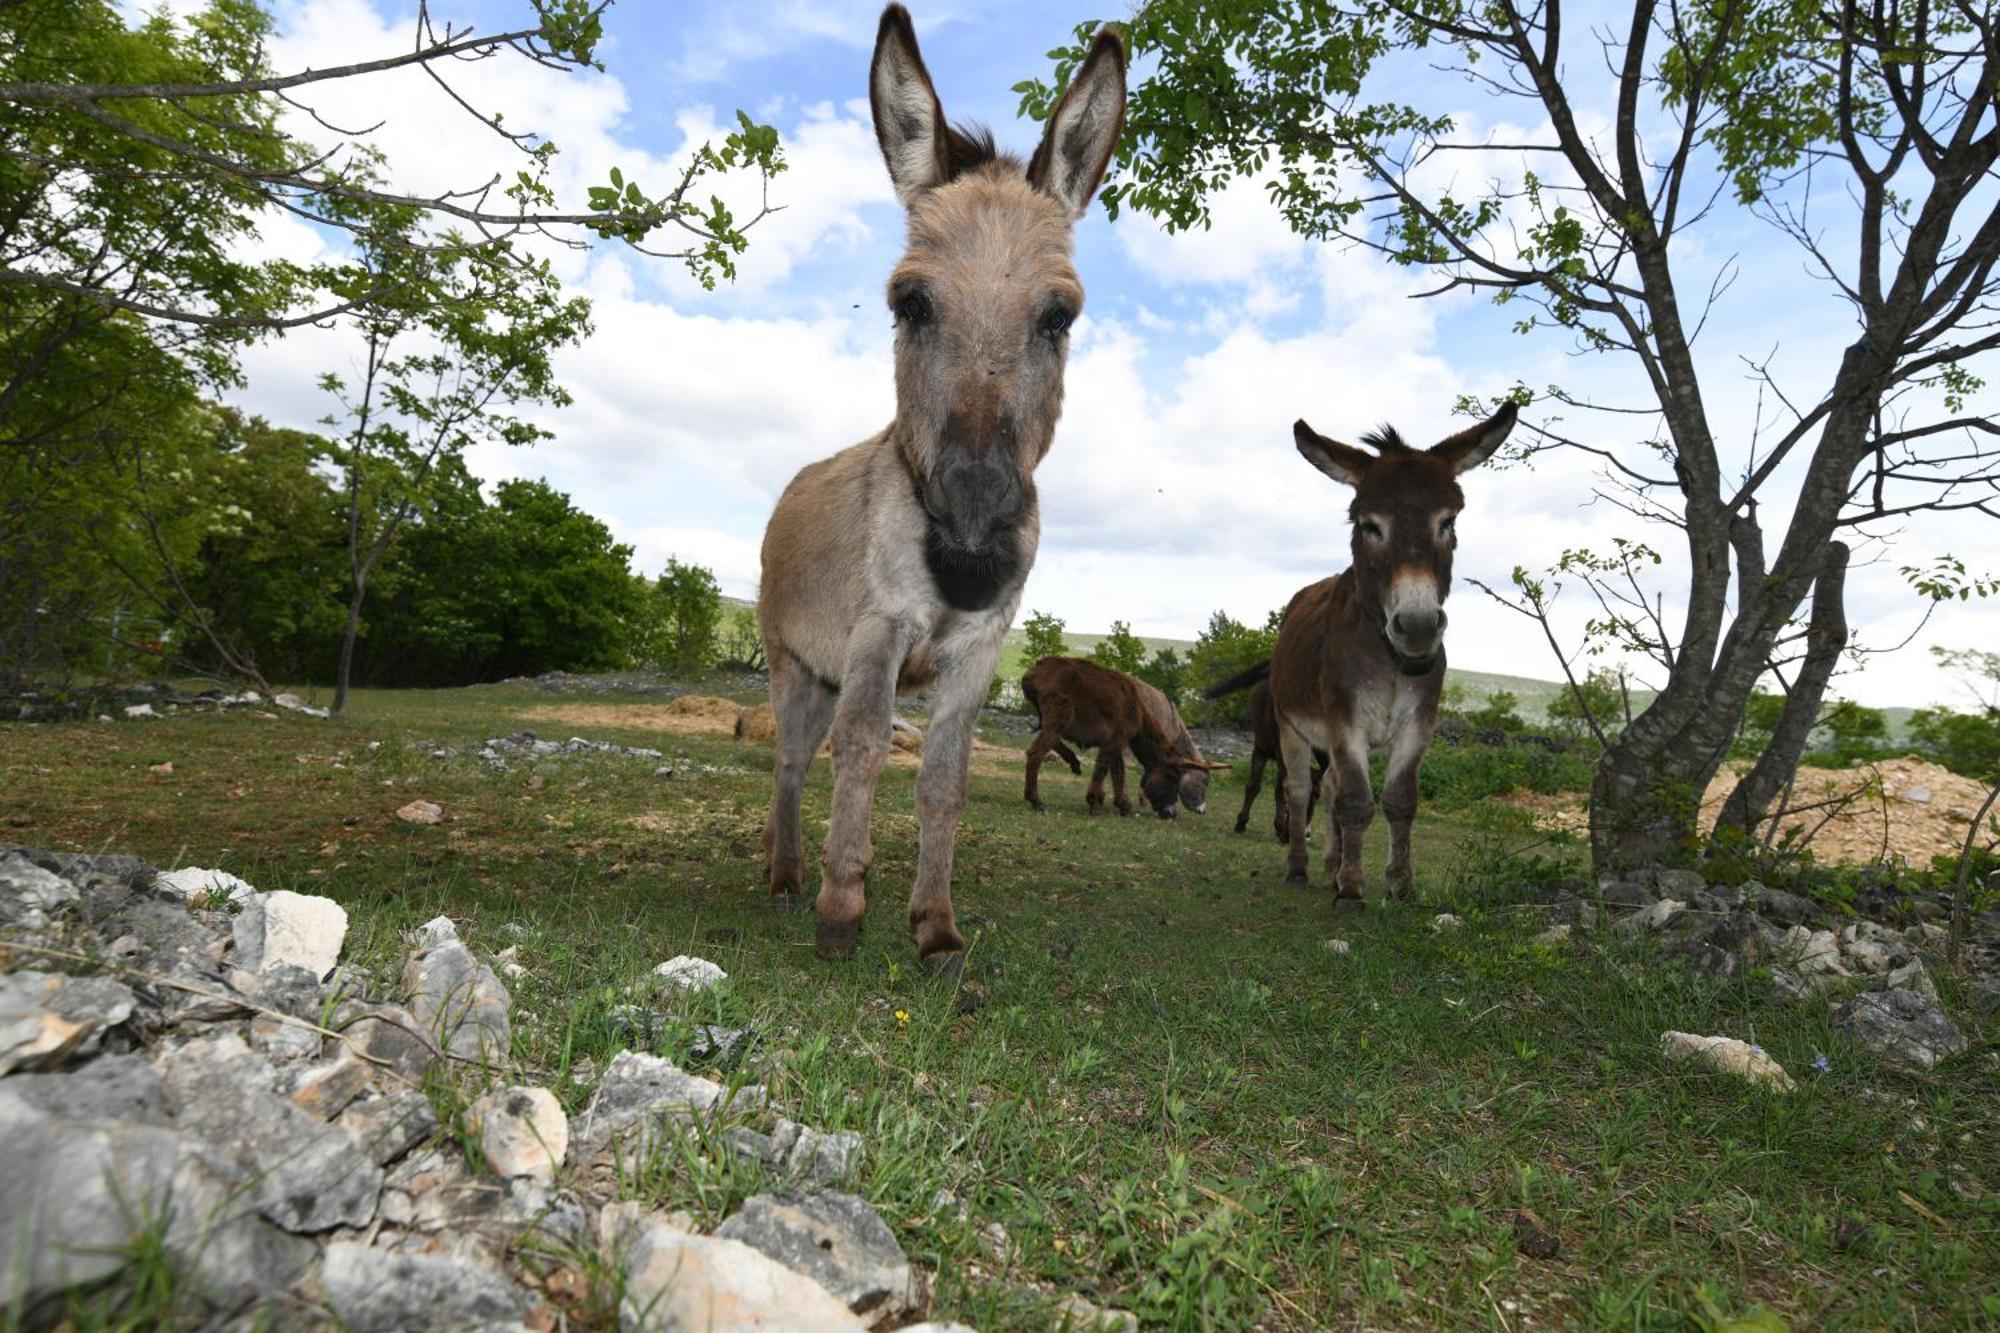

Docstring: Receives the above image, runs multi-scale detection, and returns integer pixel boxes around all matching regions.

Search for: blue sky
[219,0,2000,708]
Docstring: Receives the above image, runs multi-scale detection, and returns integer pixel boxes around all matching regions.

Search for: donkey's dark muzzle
[924,412,1024,552]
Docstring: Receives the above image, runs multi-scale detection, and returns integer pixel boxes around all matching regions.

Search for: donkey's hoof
[920,949,965,980]
[1027,800,1046,814]
[770,894,802,915]
[1284,871,1310,888]
[1333,896,1367,913]
[815,920,861,960]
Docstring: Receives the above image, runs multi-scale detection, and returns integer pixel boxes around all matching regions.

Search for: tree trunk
[1588,328,1898,872]
[333,584,365,717]
[1713,542,1850,840]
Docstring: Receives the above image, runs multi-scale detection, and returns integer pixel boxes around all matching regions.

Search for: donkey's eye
[893,290,933,326]
[1359,519,1386,542]
[1439,515,1456,539]
[1040,305,1074,338]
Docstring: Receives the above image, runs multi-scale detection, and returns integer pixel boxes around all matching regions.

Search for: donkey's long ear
[1027,27,1127,218]
[1429,400,1519,475]
[870,5,950,205]
[1294,419,1373,488]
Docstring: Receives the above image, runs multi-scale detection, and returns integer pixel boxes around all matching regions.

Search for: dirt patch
[519,696,747,737]
[1499,755,1999,867]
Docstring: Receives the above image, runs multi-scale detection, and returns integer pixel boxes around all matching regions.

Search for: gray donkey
[757,5,1126,969]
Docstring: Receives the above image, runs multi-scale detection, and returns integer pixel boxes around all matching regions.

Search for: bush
[631,559,723,673]
[1134,646,1189,709]
[1021,609,1068,664]
[1907,705,2000,780]
[1090,619,1147,674]
[1462,689,1526,733]
[1186,609,1279,725]
[1418,715,1597,810]
[1548,667,1626,742]
[716,606,766,672]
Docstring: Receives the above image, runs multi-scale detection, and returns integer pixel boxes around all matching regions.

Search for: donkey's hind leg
[765,647,837,911]
[1023,693,1074,812]
[1278,724,1316,885]
[1235,745,1268,834]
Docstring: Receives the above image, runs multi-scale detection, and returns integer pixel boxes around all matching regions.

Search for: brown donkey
[1264,403,1517,901]
[1021,657,1224,818]
[757,6,1126,968]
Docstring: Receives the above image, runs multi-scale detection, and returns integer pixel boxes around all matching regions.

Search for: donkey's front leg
[909,642,999,970]
[1327,736,1374,905]
[765,647,838,909]
[817,617,905,959]
[1380,722,1433,901]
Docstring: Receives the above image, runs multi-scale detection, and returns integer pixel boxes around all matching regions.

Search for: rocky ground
[0,683,332,723]
[1506,754,2000,868]
[2,845,1127,1332]
[1536,865,1997,1083]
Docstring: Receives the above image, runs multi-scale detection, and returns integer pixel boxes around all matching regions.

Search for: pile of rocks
[1551,866,1994,1076]
[0,845,973,1331]
[1,683,328,723]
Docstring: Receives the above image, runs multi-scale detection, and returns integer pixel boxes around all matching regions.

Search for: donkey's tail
[1203,660,1271,701]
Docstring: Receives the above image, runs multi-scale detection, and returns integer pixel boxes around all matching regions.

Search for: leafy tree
[716,607,768,672]
[1907,645,2000,779]
[1021,609,1069,664]
[1732,692,1783,757]
[1091,619,1148,674]
[1187,609,1279,725]
[634,559,724,673]
[359,478,639,685]
[1032,0,2000,870]
[1463,691,1526,734]
[1547,668,1629,745]
[1821,701,1890,765]
[1,2,782,688]
[1909,707,2000,780]
[174,411,347,684]
[0,1,784,336]
[1135,646,1189,708]
[322,202,591,713]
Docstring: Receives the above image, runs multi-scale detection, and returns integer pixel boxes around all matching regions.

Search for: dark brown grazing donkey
[1230,677,1327,841]
[1257,402,1517,900]
[1051,675,1218,816]
[757,6,1126,968]
[1021,657,1225,818]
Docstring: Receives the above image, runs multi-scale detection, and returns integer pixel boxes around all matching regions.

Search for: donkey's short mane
[1360,425,1413,456]
[944,122,1023,179]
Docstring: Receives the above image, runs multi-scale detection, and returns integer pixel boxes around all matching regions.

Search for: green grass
[3,680,1995,1330]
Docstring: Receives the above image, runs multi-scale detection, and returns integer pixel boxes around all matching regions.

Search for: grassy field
[3,680,1994,1330]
